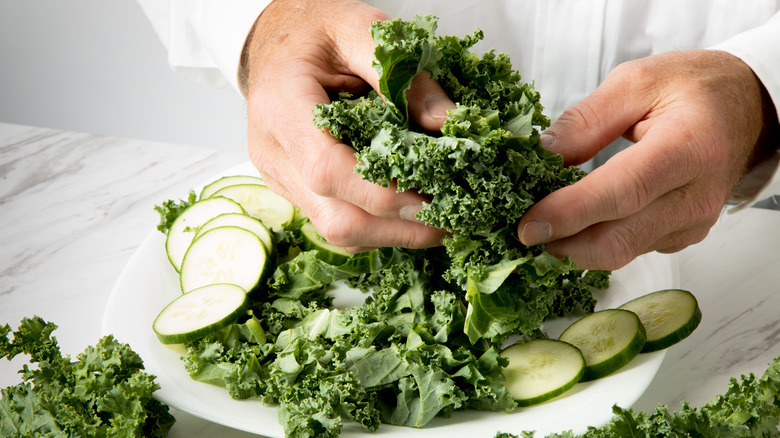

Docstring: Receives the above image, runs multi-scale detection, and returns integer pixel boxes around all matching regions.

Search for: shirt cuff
[710,12,780,210]
[191,1,271,93]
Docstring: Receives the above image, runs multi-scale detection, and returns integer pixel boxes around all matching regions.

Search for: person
[136,0,780,270]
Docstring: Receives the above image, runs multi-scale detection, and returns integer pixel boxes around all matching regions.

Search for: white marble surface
[1,121,779,437]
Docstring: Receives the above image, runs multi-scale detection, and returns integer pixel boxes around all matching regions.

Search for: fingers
[251,71,435,219]
[518,114,727,269]
[242,1,456,251]
[520,117,697,242]
[542,182,721,270]
[407,72,457,131]
[249,128,447,250]
[540,62,653,166]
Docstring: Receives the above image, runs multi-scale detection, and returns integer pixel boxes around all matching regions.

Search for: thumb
[541,69,649,166]
[406,71,457,132]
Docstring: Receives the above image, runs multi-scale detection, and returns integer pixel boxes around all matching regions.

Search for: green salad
[151,15,608,438]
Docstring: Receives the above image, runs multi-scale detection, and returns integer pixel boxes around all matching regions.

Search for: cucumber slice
[199,175,265,199]
[165,197,244,272]
[300,221,351,266]
[153,283,248,344]
[559,309,646,382]
[196,212,278,262]
[618,288,702,353]
[211,184,295,232]
[501,339,585,407]
[179,226,271,294]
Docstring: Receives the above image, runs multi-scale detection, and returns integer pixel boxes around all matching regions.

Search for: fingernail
[400,204,424,222]
[520,221,552,245]
[540,133,554,149]
[424,93,455,120]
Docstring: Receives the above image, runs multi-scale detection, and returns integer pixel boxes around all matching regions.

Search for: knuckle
[558,100,602,133]
[300,152,335,197]
[601,227,639,271]
[312,216,355,248]
[611,58,655,91]
[617,167,653,216]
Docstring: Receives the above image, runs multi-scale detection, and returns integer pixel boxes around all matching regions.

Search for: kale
[153,190,196,234]
[174,16,611,438]
[315,15,602,344]
[0,316,175,438]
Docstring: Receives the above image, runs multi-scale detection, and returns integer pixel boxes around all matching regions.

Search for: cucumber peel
[619,288,701,353]
[180,226,271,294]
[559,309,646,382]
[501,339,584,406]
[153,283,249,344]
[199,175,265,199]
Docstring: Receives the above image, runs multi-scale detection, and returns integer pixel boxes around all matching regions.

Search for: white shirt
[136,0,780,207]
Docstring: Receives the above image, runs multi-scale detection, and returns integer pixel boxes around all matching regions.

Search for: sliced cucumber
[618,289,701,353]
[501,339,585,407]
[153,283,248,344]
[196,212,277,262]
[559,309,646,382]
[211,184,295,232]
[165,197,244,272]
[199,175,265,199]
[300,221,351,266]
[179,226,271,294]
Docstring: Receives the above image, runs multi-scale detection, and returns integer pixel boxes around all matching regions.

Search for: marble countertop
[1,121,779,437]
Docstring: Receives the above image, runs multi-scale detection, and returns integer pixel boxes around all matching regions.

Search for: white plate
[102,162,678,438]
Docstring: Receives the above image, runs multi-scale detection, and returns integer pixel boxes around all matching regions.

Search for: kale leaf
[0,316,175,438]
[153,190,196,234]
[174,16,611,438]
[315,15,603,344]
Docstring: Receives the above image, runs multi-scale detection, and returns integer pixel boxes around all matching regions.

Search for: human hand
[517,50,776,270]
[242,0,453,251]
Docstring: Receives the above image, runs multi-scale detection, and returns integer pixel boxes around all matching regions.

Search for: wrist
[731,77,780,202]
[238,14,262,98]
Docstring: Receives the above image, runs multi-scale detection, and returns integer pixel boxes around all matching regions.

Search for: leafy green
[153,190,196,234]
[164,16,611,438]
[0,316,175,438]
[315,15,602,344]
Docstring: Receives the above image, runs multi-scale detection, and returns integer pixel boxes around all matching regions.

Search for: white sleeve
[709,12,780,210]
[136,0,271,92]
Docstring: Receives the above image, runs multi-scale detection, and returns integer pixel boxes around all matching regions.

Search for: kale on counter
[0,316,175,438]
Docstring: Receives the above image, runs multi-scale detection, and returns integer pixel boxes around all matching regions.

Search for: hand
[242,0,453,251]
[517,50,775,270]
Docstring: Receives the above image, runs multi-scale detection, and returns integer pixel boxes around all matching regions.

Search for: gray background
[0,0,247,152]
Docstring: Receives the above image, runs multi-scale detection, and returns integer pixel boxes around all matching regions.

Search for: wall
[0,0,247,152]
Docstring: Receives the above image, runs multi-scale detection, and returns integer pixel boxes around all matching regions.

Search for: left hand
[517,49,775,270]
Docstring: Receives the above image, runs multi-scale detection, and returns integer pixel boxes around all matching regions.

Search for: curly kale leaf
[314,15,597,345]
[181,250,516,437]
[0,317,175,438]
[153,190,197,234]
[370,15,443,121]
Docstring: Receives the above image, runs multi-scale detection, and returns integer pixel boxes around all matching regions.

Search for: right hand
[242,0,453,251]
